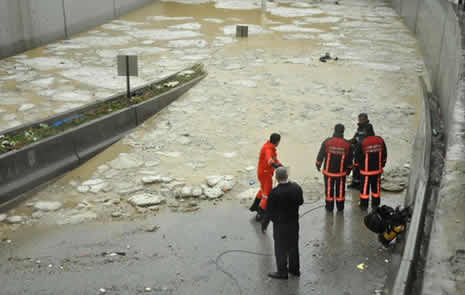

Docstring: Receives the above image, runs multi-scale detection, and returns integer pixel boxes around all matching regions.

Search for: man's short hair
[275,167,288,181]
[334,123,344,134]
[358,113,368,120]
[270,133,281,145]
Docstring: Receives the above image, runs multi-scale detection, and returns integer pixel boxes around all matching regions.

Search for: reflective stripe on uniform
[360,169,383,176]
[323,171,346,177]
[338,177,344,201]
[363,175,369,197]
[326,176,333,201]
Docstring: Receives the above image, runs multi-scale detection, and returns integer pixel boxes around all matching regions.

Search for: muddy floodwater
[0,0,423,229]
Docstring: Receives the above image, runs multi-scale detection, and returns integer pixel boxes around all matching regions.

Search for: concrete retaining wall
[390,0,465,294]
[0,0,154,59]
[0,71,206,205]
[393,0,463,144]
[390,77,431,294]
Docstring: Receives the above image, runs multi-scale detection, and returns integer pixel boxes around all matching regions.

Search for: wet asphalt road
[0,189,401,295]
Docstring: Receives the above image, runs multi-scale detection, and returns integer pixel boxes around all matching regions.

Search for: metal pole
[126,56,130,99]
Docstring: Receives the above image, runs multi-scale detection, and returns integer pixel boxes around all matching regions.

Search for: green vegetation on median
[0,63,205,155]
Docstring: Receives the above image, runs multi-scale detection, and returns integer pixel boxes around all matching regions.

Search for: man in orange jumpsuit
[250,133,282,221]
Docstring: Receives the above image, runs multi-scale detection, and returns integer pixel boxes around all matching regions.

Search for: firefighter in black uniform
[261,167,303,279]
[316,124,353,212]
[348,113,372,189]
[355,124,387,209]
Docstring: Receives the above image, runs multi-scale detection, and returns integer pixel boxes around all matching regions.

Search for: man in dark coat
[262,167,304,279]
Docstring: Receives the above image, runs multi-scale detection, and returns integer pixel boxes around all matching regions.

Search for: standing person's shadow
[335,210,345,245]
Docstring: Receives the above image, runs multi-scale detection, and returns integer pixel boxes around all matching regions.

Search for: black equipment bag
[364,211,386,233]
[364,205,394,233]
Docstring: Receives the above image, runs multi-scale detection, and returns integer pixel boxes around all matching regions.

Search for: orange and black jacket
[355,136,387,175]
[316,136,353,177]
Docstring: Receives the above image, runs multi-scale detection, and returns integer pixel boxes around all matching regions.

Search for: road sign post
[117,55,138,99]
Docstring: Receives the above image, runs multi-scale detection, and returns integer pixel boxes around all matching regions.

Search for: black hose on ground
[214,201,326,295]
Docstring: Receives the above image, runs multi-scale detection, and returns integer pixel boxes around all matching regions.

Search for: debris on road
[102,251,126,257]
[144,225,160,232]
[319,52,338,63]
[6,216,23,224]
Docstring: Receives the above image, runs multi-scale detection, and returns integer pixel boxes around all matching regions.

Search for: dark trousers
[324,176,346,211]
[359,174,381,207]
[273,222,300,274]
[352,166,361,184]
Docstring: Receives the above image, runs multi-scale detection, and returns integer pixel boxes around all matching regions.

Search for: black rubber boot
[249,197,260,212]
[359,199,369,210]
[268,272,288,279]
[336,201,344,212]
[325,201,334,212]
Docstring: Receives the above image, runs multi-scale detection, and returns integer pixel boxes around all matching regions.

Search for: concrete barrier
[22,0,67,49]
[134,74,206,124]
[0,1,26,58]
[63,0,115,36]
[399,0,420,32]
[0,93,123,138]
[388,0,465,294]
[115,0,153,17]
[415,0,449,98]
[390,77,431,295]
[0,131,79,205]
[73,107,137,162]
[436,5,461,135]
[391,0,402,14]
[0,67,205,205]
[0,0,155,59]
